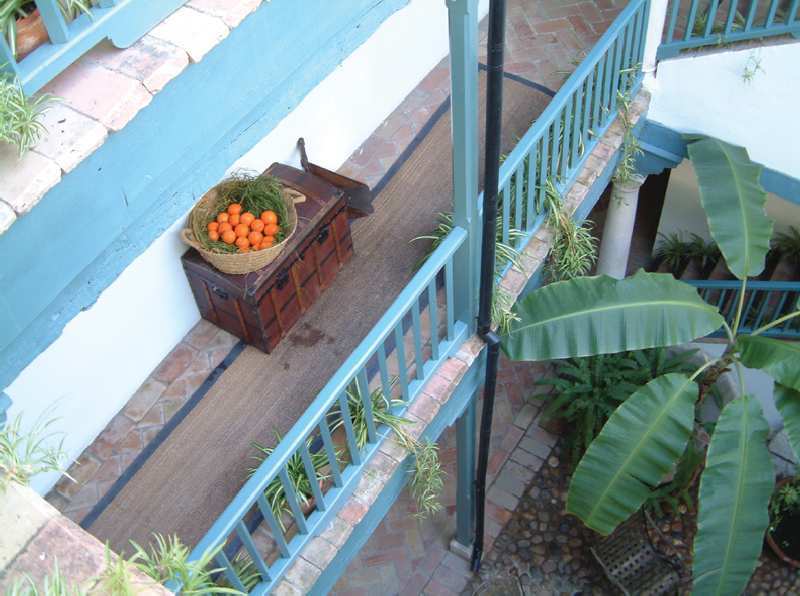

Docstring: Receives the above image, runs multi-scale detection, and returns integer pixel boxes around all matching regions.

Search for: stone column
[596,174,646,279]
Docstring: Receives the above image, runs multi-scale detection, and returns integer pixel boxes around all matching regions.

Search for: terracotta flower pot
[15,9,49,60]
[766,477,800,569]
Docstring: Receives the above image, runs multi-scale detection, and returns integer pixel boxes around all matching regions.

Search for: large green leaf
[693,395,773,596]
[502,271,725,361]
[567,373,697,535]
[687,137,772,280]
[737,335,800,391]
[775,384,800,461]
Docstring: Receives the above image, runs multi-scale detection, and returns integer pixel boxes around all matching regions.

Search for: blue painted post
[447,0,480,333]
[454,394,476,549]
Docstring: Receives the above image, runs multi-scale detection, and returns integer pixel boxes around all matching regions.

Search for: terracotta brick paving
[45,321,238,524]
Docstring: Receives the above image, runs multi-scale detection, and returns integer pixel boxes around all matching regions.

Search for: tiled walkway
[45,0,625,588]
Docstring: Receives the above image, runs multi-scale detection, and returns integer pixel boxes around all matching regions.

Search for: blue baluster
[256,494,290,557]
[427,280,440,360]
[502,179,511,245]
[685,0,700,39]
[318,418,342,487]
[356,368,377,443]
[393,325,409,401]
[236,521,272,582]
[559,95,573,182]
[525,148,537,230]
[279,467,309,534]
[35,0,69,44]
[216,551,247,592]
[377,343,391,401]
[445,258,455,340]
[299,441,326,510]
[744,0,759,31]
[337,391,362,465]
[667,0,681,42]
[704,0,721,37]
[411,301,425,380]
[725,0,741,34]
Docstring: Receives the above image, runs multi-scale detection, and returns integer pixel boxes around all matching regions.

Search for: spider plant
[654,231,690,274]
[0,412,69,491]
[1,0,93,59]
[6,560,85,596]
[688,233,721,271]
[248,433,333,531]
[98,544,135,596]
[412,212,524,273]
[774,226,800,263]
[129,533,242,595]
[492,287,520,335]
[410,439,444,518]
[544,179,596,281]
[215,553,262,592]
[0,72,53,156]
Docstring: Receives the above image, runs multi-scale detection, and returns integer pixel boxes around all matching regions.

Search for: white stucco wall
[648,42,800,179]
[7,0,489,495]
[656,160,800,246]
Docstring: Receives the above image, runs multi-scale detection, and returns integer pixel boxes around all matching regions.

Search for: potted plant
[2,1,93,60]
[767,476,800,568]
[0,71,53,156]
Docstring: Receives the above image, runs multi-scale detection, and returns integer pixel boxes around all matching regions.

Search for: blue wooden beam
[447,0,480,334]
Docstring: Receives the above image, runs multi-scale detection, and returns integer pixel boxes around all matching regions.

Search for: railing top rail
[687,279,800,290]
[498,0,647,186]
[190,226,467,558]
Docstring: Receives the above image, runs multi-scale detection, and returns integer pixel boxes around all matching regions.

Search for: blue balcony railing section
[0,0,188,94]
[494,0,648,261]
[658,0,800,59]
[188,228,469,594]
[688,279,800,338]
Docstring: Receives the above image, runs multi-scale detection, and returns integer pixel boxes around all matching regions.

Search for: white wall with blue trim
[648,42,800,180]
[7,0,489,495]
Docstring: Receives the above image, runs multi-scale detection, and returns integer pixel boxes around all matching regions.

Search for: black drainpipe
[471,0,507,574]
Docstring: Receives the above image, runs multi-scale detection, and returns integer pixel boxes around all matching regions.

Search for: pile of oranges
[207,203,281,253]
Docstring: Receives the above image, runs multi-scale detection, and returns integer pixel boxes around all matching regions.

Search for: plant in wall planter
[502,135,800,594]
[1,0,93,59]
[767,476,800,568]
[0,72,53,156]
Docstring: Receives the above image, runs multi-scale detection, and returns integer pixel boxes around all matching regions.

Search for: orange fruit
[216,212,229,224]
[229,213,240,226]
[262,236,275,248]
[234,223,249,238]
[207,221,219,232]
[240,212,255,226]
[250,219,265,233]
[218,222,232,234]
[260,211,277,225]
[208,230,220,242]
[227,203,242,215]
[248,231,263,246]
[235,236,250,250]
[263,223,279,237]
[221,230,236,244]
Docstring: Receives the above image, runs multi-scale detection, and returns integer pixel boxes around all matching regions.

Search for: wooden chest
[181,164,354,353]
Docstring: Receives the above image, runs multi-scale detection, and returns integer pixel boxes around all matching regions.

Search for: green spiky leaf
[737,335,800,391]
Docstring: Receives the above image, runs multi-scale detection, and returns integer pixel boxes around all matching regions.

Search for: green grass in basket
[197,173,290,252]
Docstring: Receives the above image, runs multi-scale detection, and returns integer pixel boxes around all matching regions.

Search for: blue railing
[688,279,800,337]
[188,228,469,593]
[1,0,188,94]
[658,0,800,59]
[493,0,649,259]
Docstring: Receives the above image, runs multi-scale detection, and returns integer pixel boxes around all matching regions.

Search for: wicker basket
[181,184,305,275]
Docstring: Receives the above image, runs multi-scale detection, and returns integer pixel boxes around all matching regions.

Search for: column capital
[445,0,478,17]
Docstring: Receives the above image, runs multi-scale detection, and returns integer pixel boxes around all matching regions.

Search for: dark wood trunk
[182,164,354,353]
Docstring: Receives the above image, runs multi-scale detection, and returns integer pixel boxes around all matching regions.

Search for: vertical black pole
[471,0,506,574]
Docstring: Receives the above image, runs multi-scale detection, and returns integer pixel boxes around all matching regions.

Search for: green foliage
[769,476,800,528]
[567,373,698,535]
[98,544,134,596]
[412,212,524,272]
[129,534,242,594]
[613,90,643,185]
[643,442,705,516]
[7,560,85,596]
[693,395,773,596]
[544,180,596,281]
[502,270,724,362]
[0,413,69,491]
[410,440,444,519]
[688,233,721,270]
[686,136,773,280]
[774,226,800,262]
[491,287,520,335]
[503,135,800,591]
[0,73,53,156]
[654,232,691,274]
[536,348,697,464]
[249,433,332,531]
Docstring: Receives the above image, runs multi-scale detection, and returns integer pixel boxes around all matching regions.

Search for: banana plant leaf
[693,394,773,596]
[686,137,772,280]
[502,271,725,361]
[736,335,800,391]
[775,384,800,461]
[567,373,698,535]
